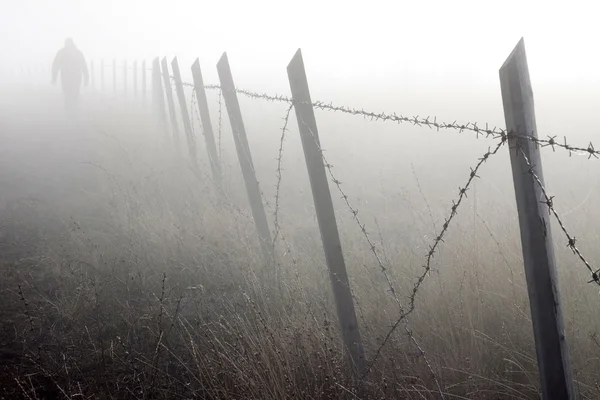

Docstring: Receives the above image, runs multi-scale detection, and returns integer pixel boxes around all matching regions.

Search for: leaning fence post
[191,58,222,186]
[152,57,169,139]
[161,57,181,151]
[287,49,365,377]
[499,38,574,400]
[172,57,199,169]
[133,60,138,98]
[217,52,272,260]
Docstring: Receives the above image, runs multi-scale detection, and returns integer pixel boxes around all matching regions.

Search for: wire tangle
[164,73,597,388]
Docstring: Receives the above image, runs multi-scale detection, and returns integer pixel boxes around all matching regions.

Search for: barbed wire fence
[25,46,599,393]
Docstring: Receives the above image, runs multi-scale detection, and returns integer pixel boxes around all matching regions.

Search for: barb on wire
[296,113,444,395]
[364,136,507,379]
[517,146,599,285]
[272,104,295,249]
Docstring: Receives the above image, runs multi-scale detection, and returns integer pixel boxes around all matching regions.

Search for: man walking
[52,38,89,119]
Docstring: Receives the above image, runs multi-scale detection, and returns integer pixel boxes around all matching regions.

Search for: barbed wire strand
[517,145,599,285]
[217,88,223,163]
[272,103,295,249]
[296,113,444,396]
[366,137,507,379]
[173,77,600,162]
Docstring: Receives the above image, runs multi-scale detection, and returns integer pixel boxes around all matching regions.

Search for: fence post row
[152,57,169,139]
[216,52,272,260]
[161,57,181,151]
[286,49,366,377]
[172,57,199,169]
[191,58,222,186]
[499,38,574,400]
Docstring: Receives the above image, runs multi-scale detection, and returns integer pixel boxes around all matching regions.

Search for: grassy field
[1,87,600,399]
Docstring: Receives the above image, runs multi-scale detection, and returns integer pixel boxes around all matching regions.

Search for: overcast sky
[1,0,598,84]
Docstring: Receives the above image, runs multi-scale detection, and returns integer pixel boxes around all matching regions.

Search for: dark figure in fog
[52,38,89,117]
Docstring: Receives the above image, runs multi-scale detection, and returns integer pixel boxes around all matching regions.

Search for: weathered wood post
[191,58,222,185]
[123,59,127,95]
[499,38,574,400]
[142,60,147,105]
[217,52,272,260]
[161,57,181,151]
[133,60,138,98]
[287,49,365,377]
[100,59,104,91]
[172,57,199,169]
[152,57,169,138]
[90,59,94,89]
[113,58,117,93]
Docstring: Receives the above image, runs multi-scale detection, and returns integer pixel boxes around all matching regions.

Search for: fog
[2,1,600,399]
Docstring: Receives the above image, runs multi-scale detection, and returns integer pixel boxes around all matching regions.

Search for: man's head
[64,38,75,49]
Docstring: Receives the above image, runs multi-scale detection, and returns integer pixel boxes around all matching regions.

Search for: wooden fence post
[191,58,222,185]
[152,57,169,138]
[161,57,181,151]
[217,52,272,260]
[133,60,138,98]
[123,59,127,96]
[499,38,574,400]
[113,59,117,93]
[172,57,199,169]
[90,59,94,90]
[287,49,365,377]
[142,60,147,106]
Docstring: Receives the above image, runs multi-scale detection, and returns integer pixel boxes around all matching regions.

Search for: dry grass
[1,93,600,399]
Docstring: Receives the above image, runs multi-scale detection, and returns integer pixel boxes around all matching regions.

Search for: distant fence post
[287,49,365,377]
[90,59,95,90]
[152,57,169,138]
[161,57,181,151]
[101,59,104,91]
[123,59,127,96]
[499,38,574,400]
[172,57,199,169]
[142,60,147,106]
[191,58,222,186]
[217,52,272,260]
[133,60,138,98]
[113,59,117,93]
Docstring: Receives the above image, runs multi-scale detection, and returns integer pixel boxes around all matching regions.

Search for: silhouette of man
[52,38,88,118]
